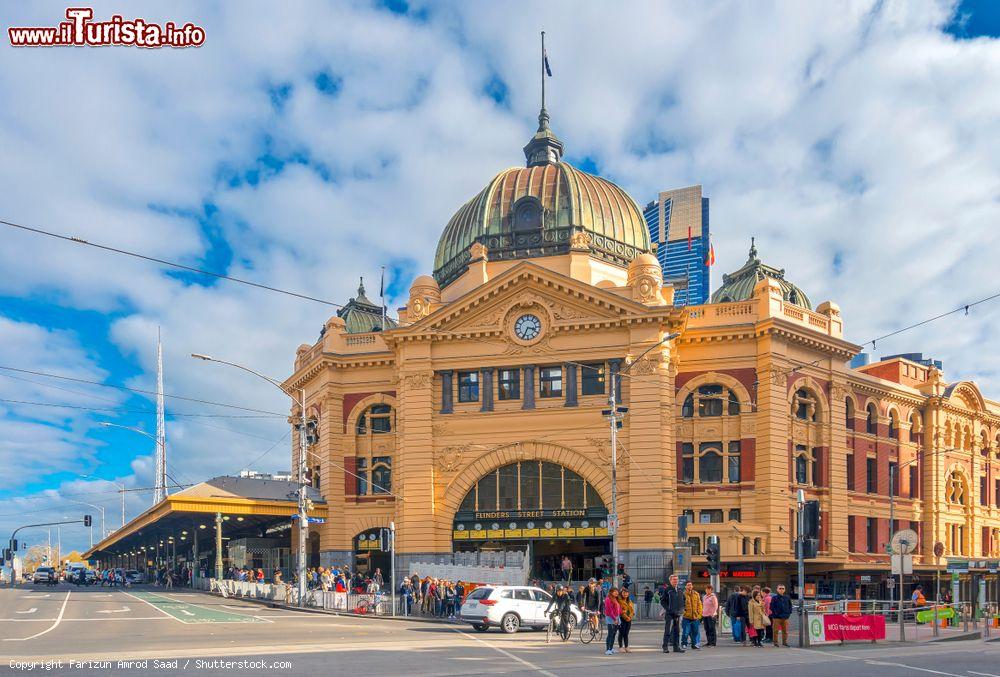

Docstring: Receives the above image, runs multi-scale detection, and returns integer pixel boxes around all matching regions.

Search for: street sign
[891,553,913,575]
[607,513,618,535]
[889,529,918,555]
[307,517,325,524]
[886,577,895,589]
[946,558,970,574]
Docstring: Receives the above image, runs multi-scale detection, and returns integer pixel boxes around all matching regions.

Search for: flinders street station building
[285,108,1000,598]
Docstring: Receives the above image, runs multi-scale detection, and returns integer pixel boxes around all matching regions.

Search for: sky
[1,0,998,555]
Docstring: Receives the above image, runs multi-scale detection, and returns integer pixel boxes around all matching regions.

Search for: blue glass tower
[643,185,710,306]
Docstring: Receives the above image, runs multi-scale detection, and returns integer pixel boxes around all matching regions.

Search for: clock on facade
[513,314,542,341]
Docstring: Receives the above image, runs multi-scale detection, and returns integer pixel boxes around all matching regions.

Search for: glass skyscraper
[643,185,710,306]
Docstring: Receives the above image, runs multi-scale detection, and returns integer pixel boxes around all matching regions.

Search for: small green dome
[711,239,811,309]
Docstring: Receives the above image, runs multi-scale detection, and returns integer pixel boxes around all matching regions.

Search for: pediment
[404,261,665,337]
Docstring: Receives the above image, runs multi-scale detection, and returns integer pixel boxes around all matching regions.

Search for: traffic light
[677,514,689,541]
[379,528,393,552]
[9,539,17,552]
[802,500,820,540]
[84,514,92,527]
[705,537,721,575]
[2,548,10,561]
[305,419,319,446]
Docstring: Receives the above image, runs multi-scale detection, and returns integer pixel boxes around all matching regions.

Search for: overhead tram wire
[0,365,287,416]
[0,219,346,309]
[0,397,283,418]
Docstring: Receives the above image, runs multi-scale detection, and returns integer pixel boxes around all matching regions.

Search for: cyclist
[544,585,574,641]
[580,578,604,632]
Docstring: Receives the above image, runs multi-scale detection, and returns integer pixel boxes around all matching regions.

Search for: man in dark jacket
[770,584,793,647]
[734,586,750,645]
[661,574,685,653]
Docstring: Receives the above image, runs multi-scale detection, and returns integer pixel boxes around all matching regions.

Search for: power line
[0,397,283,418]
[0,365,286,416]
[1,218,345,309]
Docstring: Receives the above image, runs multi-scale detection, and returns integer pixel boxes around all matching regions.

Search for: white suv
[459,585,583,633]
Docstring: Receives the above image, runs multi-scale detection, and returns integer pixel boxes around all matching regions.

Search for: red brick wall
[676,441,684,481]
[877,518,890,553]
[863,362,903,384]
[876,443,889,496]
[343,456,357,495]
[741,438,755,482]
[854,451,867,494]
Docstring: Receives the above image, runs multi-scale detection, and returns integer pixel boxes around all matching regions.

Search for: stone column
[522,366,536,410]
[564,364,578,407]
[439,370,453,414]
[481,368,494,412]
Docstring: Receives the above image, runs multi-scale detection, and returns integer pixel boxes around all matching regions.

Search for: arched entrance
[453,460,610,582]
[353,529,391,580]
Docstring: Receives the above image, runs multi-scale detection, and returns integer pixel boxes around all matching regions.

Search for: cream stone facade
[284,112,1000,596]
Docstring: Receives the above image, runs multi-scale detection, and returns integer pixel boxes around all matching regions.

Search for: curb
[189,588,465,624]
[927,631,981,642]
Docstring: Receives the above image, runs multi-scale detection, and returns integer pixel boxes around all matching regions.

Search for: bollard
[964,603,970,633]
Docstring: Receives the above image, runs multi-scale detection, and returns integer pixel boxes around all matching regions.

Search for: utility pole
[797,489,806,647]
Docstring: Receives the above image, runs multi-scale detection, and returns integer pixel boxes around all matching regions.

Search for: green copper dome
[432,110,651,287]
[711,239,811,310]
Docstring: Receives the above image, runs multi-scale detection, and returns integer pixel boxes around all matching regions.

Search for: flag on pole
[544,49,552,77]
[705,240,716,267]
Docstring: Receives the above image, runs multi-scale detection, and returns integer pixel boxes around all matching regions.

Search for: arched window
[728,390,741,415]
[357,404,392,434]
[866,403,878,434]
[683,442,741,484]
[354,403,395,496]
[682,393,694,418]
[946,470,967,505]
[845,398,856,430]
[888,410,898,440]
[456,461,605,513]
[699,448,723,483]
[794,445,817,486]
[793,388,817,421]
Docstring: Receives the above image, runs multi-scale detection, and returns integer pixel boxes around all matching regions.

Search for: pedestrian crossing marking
[126,591,263,624]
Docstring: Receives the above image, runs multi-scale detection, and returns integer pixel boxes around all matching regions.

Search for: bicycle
[547,611,574,643]
[580,611,604,644]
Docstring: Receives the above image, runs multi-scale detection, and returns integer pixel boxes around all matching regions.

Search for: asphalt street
[2,583,998,676]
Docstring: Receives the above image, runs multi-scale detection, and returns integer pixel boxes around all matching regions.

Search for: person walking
[762,586,774,644]
[643,586,653,620]
[661,574,685,654]
[618,588,634,653]
[603,588,622,655]
[681,580,703,649]
[748,589,769,647]
[561,556,573,583]
[702,585,719,647]
[770,584,792,647]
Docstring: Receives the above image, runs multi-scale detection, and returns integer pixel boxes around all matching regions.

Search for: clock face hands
[514,314,541,341]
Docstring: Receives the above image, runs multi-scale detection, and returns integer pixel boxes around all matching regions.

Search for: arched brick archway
[442,440,610,518]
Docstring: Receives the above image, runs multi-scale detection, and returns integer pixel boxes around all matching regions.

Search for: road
[2,583,998,676]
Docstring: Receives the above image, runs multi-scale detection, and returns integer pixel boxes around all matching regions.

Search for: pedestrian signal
[705,539,721,575]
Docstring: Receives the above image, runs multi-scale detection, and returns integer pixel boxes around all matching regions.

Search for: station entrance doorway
[452,460,610,582]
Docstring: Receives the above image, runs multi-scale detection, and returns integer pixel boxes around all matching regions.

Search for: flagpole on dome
[541,31,545,113]
[380,265,387,330]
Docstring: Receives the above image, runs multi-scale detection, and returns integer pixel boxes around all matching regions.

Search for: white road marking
[3,590,70,642]
[16,608,37,614]
[160,593,273,623]
[968,672,1000,677]
[96,606,131,614]
[180,609,195,616]
[866,660,963,676]
[121,590,182,623]
[450,626,558,677]
[19,594,50,599]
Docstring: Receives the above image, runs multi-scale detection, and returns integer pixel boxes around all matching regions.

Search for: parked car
[459,585,583,633]
[32,566,58,585]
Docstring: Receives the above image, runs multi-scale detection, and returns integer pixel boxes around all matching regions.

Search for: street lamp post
[98,423,168,505]
[66,500,104,547]
[606,331,679,589]
[81,474,126,530]
[192,353,310,607]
